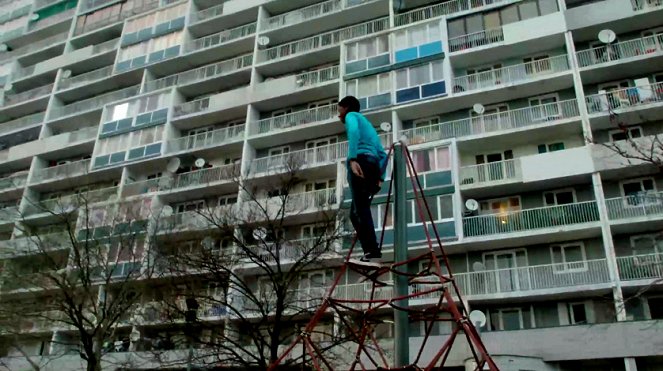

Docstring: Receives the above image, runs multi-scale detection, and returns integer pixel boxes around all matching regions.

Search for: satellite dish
[62,70,72,78]
[4,83,12,92]
[598,29,616,44]
[465,199,479,211]
[295,79,304,86]
[472,261,486,272]
[472,103,485,115]
[30,14,40,21]
[194,158,206,168]
[380,122,392,133]
[162,205,173,217]
[166,157,181,173]
[253,227,267,240]
[469,310,487,328]
[0,44,7,52]
[257,36,270,47]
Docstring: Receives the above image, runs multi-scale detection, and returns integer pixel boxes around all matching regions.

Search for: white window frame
[395,60,444,90]
[609,126,643,142]
[619,177,658,206]
[346,34,389,62]
[217,195,237,206]
[174,200,205,214]
[550,242,588,273]
[410,146,451,174]
[522,54,552,74]
[372,203,393,230]
[345,73,391,99]
[489,307,526,331]
[543,188,577,206]
[479,196,522,215]
[268,146,290,157]
[394,21,442,51]
[406,195,454,226]
[568,302,588,325]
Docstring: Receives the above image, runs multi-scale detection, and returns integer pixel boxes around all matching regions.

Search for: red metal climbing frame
[268,143,499,371]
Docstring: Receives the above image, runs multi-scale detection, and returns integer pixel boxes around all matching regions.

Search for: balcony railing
[0,205,19,223]
[263,0,343,31]
[172,97,210,118]
[26,187,119,215]
[258,188,338,215]
[463,201,600,237]
[395,0,512,27]
[245,237,335,264]
[0,172,28,191]
[295,65,340,88]
[0,112,45,136]
[577,34,663,68]
[251,142,348,174]
[145,54,253,92]
[161,164,240,191]
[165,125,245,154]
[253,104,337,135]
[605,192,663,221]
[50,85,140,119]
[459,159,521,187]
[31,159,91,184]
[27,8,76,32]
[193,3,224,23]
[0,32,67,63]
[617,253,663,281]
[3,84,53,106]
[448,27,504,53]
[585,82,663,114]
[75,0,160,35]
[184,23,257,53]
[402,99,580,145]
[257,17,389,63]
[631,0,663,10]
[452,55,570,93]
[58,66,114,91]
[92,38,120,54]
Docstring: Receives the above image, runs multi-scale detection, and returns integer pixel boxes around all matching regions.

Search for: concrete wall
[565,0,636,31]
[503,11,567,45]
[521,146,594,183]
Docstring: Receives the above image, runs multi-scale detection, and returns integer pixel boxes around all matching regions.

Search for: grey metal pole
[393,142,409,367]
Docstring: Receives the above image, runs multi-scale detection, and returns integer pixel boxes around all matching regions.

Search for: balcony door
[483,249,528,293]
[305,136,337,164]
[529,94,560,122]
[305,179,336,207]
[470,104,509,132]
[475,150,513,182]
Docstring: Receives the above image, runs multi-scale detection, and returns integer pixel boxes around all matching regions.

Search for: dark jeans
[349,154,381,255]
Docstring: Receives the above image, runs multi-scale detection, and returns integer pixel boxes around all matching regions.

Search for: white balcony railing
[165,125,245,154]
[0,112,45,136]
[617,253,663,281]
[251,142,348,175]
[184,23,257,53]
[295,65,340,88]
[402,99,579,145]
[452,55,570,93]
[27,8,75,32]
[193,3,224,23]
[395,0,513,27]
[0,172,28,191]
[161,164,240,191]
[3,84,53,106]
[26,187,119,215]
[452,258,611,297]
[31,159,91,184]
[245,236,335,264]
[0,205,19,223]
[459,159,521,187]
[463,201,600,237]
[605,192,663,221]
[448,27,504,53]
[577,34,663,68]
[258,188,338,215]
[76,0,160,35]
[0,32,67,63]
[145,54,253,92]
[58,66,114,91]
[91,38,120,54]
[631,0,663,11]
[172,97,210,118]
[252,104,337,135]
[263,0,343,31]
[257,17,389,63]
[50,85,140,119]
[586,82,663,114]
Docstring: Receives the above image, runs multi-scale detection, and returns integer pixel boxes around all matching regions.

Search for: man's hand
[350,160,364,178]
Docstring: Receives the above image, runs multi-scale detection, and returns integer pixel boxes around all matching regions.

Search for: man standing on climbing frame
[338,96,388,262]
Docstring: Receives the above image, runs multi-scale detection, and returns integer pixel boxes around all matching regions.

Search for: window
[110,103,130,121]
[609,126,642,142]
[551,242,587,272]
[648,297,663,320]
[523,55,551,74]
[537,142,565,153]
[473,150,514,182]
[479,196,521,215]
[268,146,290,157]
[489,307,532,331]
[621,178,656,197]
[346,35,388,61]
[396,60,444,89]
[543,188,575,206]
[529,94,560,121]
[217,195,237,206]
[118,31,183,62]
[174,200,205,214]
[411,147,450,173]
[394,21,441,50]
[371,203,393,229]
[568,303,587,324]
[630,234,662,256]
[407,195,453,224]
[346,73,391,98]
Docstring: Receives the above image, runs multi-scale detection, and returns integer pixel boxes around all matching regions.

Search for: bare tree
[146,161,354,370]
[0,192,158,371]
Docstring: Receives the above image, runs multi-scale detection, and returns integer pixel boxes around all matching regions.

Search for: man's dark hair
[339,96,361,113]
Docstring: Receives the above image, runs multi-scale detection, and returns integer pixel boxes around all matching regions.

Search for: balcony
[49,85,140,120]
[159,207,233,231]
[183,23,257,54]
[27,8,75,32]
[172,97,211,118]
[244,236,336,265]
[164,125,245,154]
[252,65,340,105]
[577,34,663,68]
[449,28,504,53]
[632,0,663,11]
[144,54,253,93]
[252,104,337,136]
[256,17,389,64]
[57,65,114,91]
[192,3,225,24]
[463,201,600,238]
[30,159,91,184]
[250,142,348,176]
[0,205,19,224]
[605,192,663,222]
[0,112,45,136]
[295,65,340,87]
[617,252,663,282]
[0,172,28,191]
[402,99,580,145]
[75,0,161,36]
[0,32,67,62]
[459,159,522,188]
[257,188,338,218]
[394,0,512,27]
[160,164,240,192]
[3,84,53,107]
[24,187,119,216]
[586,82,663,115]
[452,55,570,94]
[263,0,343,31]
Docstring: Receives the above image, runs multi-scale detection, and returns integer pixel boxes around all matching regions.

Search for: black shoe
[360,251,382,262]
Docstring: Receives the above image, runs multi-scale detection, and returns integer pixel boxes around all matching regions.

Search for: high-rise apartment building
[0,0,662,369]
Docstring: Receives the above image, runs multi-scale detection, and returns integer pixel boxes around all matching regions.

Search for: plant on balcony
[0,195,159,371]
[150,165,352,370]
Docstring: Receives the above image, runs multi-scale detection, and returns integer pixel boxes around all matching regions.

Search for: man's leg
[349,173,378,255]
